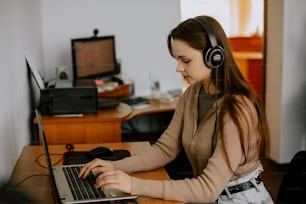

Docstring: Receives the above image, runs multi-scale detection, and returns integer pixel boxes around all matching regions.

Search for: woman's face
[171,39,212,85]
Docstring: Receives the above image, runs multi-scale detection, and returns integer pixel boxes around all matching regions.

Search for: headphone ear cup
[204,45,224,69]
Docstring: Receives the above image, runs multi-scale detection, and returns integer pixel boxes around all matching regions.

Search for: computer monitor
[71,35,119,79]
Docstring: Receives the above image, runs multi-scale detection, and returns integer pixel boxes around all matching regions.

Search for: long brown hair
[167,15,270,167]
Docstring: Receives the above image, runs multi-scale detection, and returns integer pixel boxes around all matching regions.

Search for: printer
[26,54,98,116]
[40,79,98,116]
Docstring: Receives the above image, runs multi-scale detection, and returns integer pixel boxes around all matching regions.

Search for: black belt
[221,176,261,196]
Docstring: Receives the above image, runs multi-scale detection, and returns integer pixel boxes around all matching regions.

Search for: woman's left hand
[95,170,132,193]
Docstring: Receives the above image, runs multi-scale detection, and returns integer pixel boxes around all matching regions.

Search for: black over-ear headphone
[193,17,224,69]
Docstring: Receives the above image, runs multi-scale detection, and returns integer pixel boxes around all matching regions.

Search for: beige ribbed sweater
[111,82,261,203]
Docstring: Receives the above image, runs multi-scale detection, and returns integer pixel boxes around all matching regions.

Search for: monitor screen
[71,35,118,79]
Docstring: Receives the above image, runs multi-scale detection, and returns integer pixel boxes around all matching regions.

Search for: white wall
[180,0,232,35]
[41,0,181,96]
[266,0,306,163]
[0,0,43,181]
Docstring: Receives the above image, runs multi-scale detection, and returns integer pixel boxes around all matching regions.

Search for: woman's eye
[183,59,190,64]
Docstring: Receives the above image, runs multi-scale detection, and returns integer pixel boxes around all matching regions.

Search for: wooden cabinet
[233,52,264,100]
[42,121,122,144]
[35,103,132,144]
[229,36,264,101]
[34,99,178,145]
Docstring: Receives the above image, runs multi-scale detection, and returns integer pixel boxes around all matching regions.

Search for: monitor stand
[111,75,124,85]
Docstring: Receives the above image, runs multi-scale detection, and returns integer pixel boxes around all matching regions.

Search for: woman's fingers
[78,158,114,179]
[95,170,132,193]
[78,162,131,193]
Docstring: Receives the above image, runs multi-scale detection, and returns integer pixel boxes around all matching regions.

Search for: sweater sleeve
[111,94,186,173]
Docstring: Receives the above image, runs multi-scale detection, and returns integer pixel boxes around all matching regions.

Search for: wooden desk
[34,99,177,144]
[9,142,183,204]
[126,98,177,120]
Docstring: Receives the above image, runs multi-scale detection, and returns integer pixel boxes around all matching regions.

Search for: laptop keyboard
[63,166,106,200]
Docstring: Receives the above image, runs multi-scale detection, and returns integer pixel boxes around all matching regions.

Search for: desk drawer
[41,122,121,144]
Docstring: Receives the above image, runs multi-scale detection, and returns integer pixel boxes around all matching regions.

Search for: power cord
[14,174,49,186]
[35,153,64,168]
[14,153,64,187]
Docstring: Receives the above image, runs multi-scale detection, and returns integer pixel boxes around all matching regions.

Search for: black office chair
[276,151,306,203]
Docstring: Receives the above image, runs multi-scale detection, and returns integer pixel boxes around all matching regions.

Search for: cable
[14,174,49,186]
[35,153,64,169]
[214,68,219,147]
[215,68,219,120]
[15,153,64,186]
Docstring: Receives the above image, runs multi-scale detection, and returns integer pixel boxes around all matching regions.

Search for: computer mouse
[87,146,113,159]
[65,143,74,151]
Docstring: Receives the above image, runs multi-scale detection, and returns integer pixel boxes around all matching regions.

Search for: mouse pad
[63,150,131,165]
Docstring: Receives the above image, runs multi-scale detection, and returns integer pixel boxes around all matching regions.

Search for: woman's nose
[176,64,184,73]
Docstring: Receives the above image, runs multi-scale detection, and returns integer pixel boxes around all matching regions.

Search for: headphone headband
[193,17,224,69]
[193,17,218,49]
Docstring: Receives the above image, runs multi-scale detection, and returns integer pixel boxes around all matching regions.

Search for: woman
[79,15,273,203]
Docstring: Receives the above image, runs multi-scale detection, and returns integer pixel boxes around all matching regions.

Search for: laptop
[25,52,71,89]
[25,52,46,90]
[34,109,138,203]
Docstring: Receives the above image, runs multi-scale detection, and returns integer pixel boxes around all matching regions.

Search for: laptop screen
[34,109,138,203]
[34,109,61,202]
[26,53,46,90]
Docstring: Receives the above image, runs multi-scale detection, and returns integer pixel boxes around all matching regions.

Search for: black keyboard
[120,97,149,106]
[63,166,106,200]
[99,99,119,109]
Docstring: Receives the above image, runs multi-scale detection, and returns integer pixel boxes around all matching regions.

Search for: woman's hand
[78,158,132,194]
[95,170,132,193]
[78,158,114,179]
